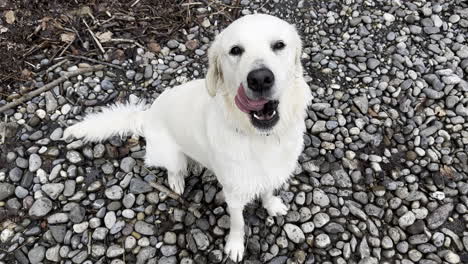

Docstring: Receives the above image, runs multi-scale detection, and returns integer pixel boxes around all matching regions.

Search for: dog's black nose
[247,68,275,93]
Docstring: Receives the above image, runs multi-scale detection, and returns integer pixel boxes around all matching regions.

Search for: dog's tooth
[253,113,263,120]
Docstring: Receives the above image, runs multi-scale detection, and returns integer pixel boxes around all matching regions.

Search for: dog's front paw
[225,233,245,262]
[264,196,288,216]
[168,172,185,195]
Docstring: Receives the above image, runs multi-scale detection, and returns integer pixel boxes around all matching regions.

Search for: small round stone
[315,234,331,248]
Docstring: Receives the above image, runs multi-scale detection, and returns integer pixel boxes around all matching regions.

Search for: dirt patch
[0,0,240,99]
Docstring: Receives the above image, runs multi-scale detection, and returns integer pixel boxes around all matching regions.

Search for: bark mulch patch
[0,0,240,99]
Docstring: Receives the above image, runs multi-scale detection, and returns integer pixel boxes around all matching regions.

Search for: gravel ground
[1,0,468,264]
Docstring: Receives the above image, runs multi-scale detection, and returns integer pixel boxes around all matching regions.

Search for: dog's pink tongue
[234,85,268,113]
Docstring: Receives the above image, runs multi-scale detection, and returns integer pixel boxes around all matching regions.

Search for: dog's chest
[209,129,304,198]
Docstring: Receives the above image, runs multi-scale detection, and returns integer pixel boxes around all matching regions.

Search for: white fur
[63,14,311,262]
[63,101,147,141]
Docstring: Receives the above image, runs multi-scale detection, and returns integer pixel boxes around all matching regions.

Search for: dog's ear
[293,30,313,104]
[205,37,223,97]
[294,30,304,76]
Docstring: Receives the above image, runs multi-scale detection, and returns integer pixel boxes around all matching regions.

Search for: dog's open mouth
[250,100,279,128]
[234,85,280,129]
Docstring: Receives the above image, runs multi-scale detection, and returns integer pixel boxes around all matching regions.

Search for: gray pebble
[129,178,153,194]
[120,157,136,173]
[126,70,136,80]
[101,79,114,90]
[313,212,330,228]
[314,233,331,248]
[135,221,155,236]
[174,55,186,62]
[191,229,210,250]
[29,197,53,218]
[28,246,46,264]
[312,188,330,207]
[0,183,15,201]
[105,185,124,200]
[427,203,453,229]
[28,154,42,172]
[66,150,83,164]
[41,183,64,200]
[283,223,305,243]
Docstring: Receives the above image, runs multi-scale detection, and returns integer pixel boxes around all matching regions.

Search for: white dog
[64,14,311,262]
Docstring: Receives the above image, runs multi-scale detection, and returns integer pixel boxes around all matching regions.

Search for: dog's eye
[272,41,286,51]
[229,46,244,56]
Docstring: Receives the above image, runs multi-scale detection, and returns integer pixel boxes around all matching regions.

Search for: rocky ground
[1,0,468,263]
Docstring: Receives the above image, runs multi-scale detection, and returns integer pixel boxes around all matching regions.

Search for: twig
[56,40,74,59]
[83,19,105,54]
[109,38,145,50]
[71,25,85,47]
[24,61,38,70]
[46,59,69,73]
[0,72,27,82]
[0,114,6,144]
[0,65,106,114]
[181,1,203,6]
[100,16,115,25]
[3,237,39,254]
[23,41,47,57]
[149,180,182,201]
[259,0,271,10]
[22,44,39,57]
[130,0,142,7]
[142,166,203,218]
[67,55,124,70]
[233,0,242,19]
[87,232,92,255]
[186,0,192,23]
[122,239,126,263]
[148,180,203,218]
[114,14,136,22]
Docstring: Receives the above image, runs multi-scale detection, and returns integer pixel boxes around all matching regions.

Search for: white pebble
[61,104,71,115]
[431,191,445,201]
[383,13,395,23]
[73,222,89,233]
[36,109,46,119]
[122,209,135,219]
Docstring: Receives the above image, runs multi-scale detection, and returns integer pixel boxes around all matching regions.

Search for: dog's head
[206,14,309,133]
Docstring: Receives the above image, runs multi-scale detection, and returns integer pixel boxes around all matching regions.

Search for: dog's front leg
[224,195,246,262]
[262,189,288,216]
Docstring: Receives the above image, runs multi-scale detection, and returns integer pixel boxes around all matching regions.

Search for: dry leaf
[70,46,80,55]
[37,16,53,33]
[434,106,446,117]
[368,108,379,117]
[21,69,32,80]
[96,31,113,43]
[148,42,161,53]
[70,5,92,17]
[61,32,76,43]
[440,165,454,179]
[4,10,15,24]
[0,25,8,34]
[111,49,125,61]
[127,136,140,147]
[185,39,199,50]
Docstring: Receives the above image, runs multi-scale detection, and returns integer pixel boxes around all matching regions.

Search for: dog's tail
[63,101,147,142]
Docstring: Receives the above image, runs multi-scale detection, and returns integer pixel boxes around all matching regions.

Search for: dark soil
[0,0,240,98]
